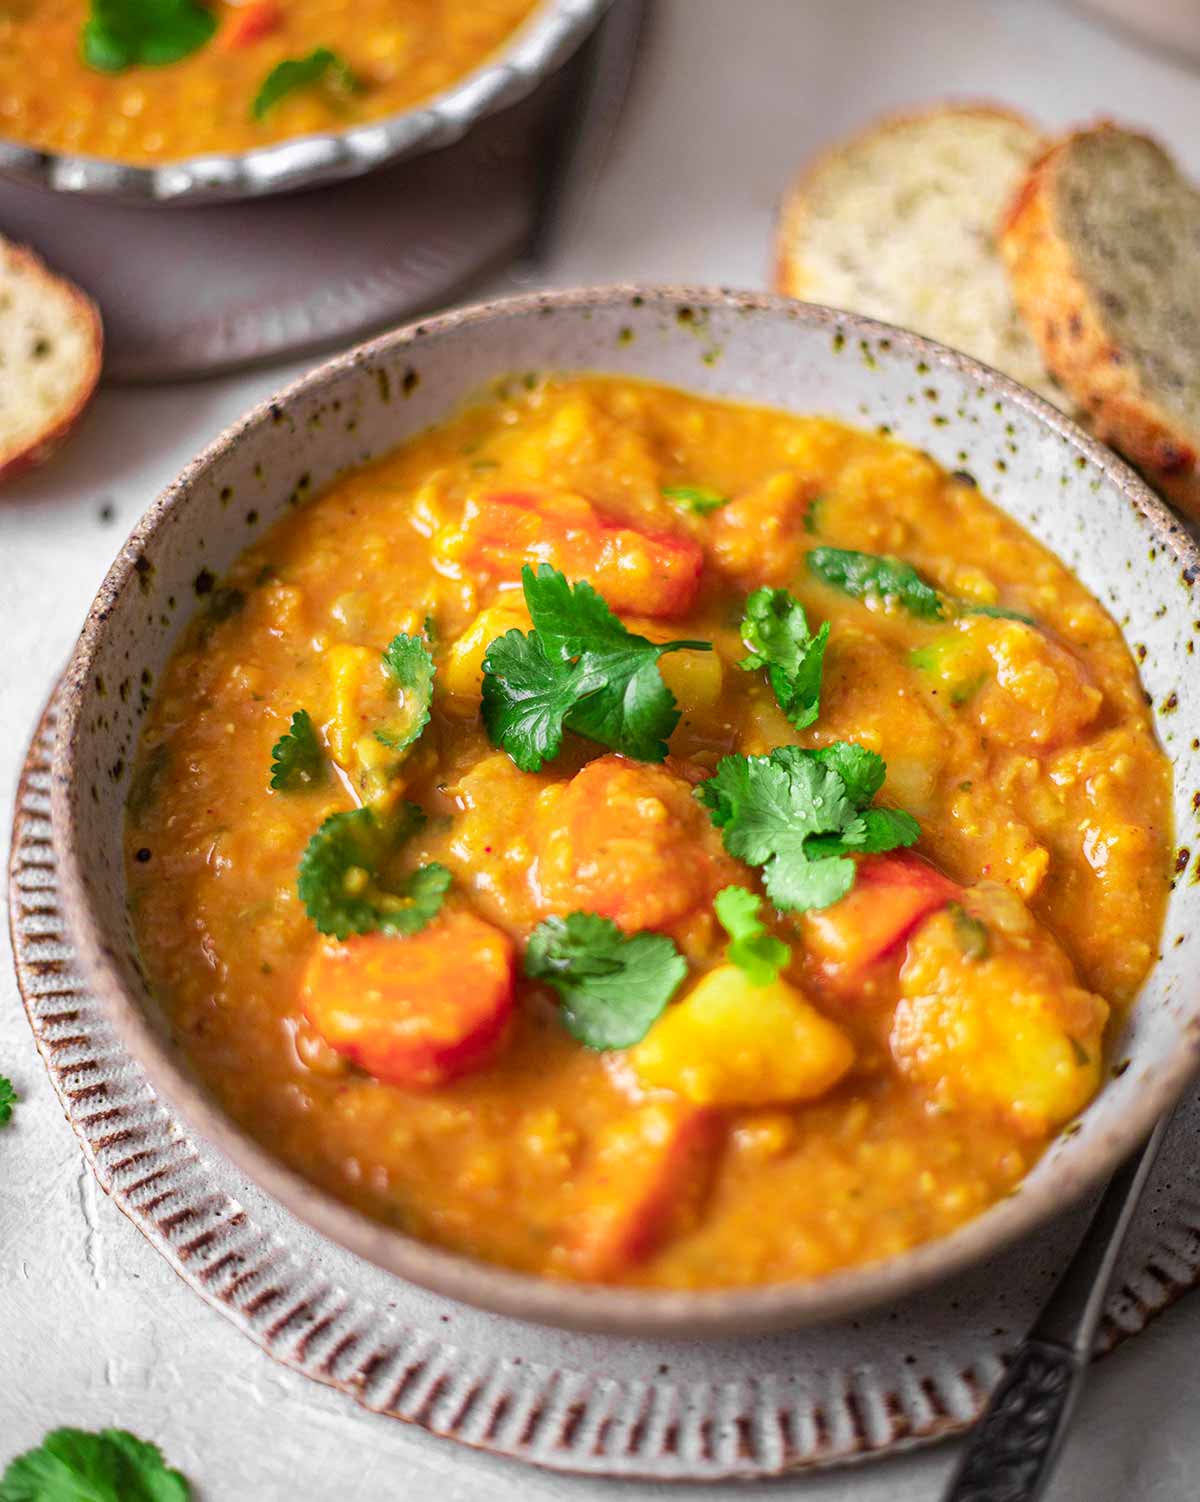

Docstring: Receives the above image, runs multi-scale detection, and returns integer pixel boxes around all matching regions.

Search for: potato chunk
[631,965,855,1106]
[441,601,531,708]
[706,470,819,584]
[892,885,1108,1135]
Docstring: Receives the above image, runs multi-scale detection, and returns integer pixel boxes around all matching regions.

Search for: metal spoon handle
[941,1113,1169,1502]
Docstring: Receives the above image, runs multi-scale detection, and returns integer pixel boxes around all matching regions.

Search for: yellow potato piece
[631,964,855,1107]
[657,647,724,720]
[892,888,1108,1136]
[442,602,531,707]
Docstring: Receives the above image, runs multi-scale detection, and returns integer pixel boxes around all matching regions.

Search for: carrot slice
[568,1102,719,1279]
[221,0,282,48]
[443,490,703,618]
[301,911,516,1087]
[803,851,960,992]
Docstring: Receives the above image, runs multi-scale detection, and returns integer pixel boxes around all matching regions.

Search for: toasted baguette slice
[774,105,1059,402]
[1002,124,1200,518]
[0,239,102,485]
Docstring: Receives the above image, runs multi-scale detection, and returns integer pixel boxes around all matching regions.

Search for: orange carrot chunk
[804,850,960,991]
[443,490,703,618]
[568,1102,719,1279]
[301,911,516,1087]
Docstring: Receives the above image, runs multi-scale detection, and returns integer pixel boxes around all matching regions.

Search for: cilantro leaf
[252,47,361,121]
[376,632,435,753]
[662,485,728,515]
[695,743,920,913]
[81,0,215,73]
[0,1075,15,1127]
[808,547,945,620]
[297,802,451,939]
[738,587,830,730]
[269,709,326,792]
[0,1426,191,1502]
[713,887,790,985]
[524,912,687,1049]
[958,601,1036,625]
[480,565,711,771]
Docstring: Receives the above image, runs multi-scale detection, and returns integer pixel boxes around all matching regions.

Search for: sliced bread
[0,238,103,485]
[774,104,1059,402]
[1001,124,1200,518]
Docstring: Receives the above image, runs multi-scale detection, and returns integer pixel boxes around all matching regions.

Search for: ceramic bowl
[0,0,607,203]
[49,286,1200,1336]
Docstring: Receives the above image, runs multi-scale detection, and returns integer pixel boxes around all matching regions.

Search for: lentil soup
[0,0,539,165]
[126,375,1171,1289]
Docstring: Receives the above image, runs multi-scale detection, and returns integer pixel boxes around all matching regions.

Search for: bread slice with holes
[773,104,1060,402]
[0,238,103,486]
[1001,124,1200,518]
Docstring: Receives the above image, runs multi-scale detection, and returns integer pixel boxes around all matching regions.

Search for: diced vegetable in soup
[0,0,538,165]
[126,375,1171,1289]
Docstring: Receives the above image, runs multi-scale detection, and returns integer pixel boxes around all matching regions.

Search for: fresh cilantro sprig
[713,887,790,985]
[252,47,361,121]
[662,485,728,515]
[696,742,920,913]
[808,547,945,620]
[738,587,829,730]
[480,564,711,771]
[0,1075,15,1128]
[0,1426,191,1501]
[297,801,450,939]
[376,632,435,753]
[524,912,687,1049]
[81,0,215,73]
[269,709,326,792]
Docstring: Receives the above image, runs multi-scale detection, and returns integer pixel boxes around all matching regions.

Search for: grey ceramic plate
[47,286,1200,1338]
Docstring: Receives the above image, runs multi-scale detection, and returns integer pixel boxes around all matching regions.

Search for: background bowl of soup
[46,286,1200,1335]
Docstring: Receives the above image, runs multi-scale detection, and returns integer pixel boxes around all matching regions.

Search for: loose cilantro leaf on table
[524,912,687,1049]
[297,801,450,939]
[0,1075,15,1127]
[376,632,435,753]
[81,0,216,73]
[695,743,920,913]
[0,1425,191,1502]
[807,547,945,620]
[481,564,711,771]
[269,709,326,792]
[252,47,361,121]
[662,485,728,515]
[738,586,830,730]
[713,887,790,985]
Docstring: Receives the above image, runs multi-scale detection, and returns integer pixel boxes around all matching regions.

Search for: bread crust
[773,101,1043,299]
[1000,123,1200,518]
[0,241,104,488]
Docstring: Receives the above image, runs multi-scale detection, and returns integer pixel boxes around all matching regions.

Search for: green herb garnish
[695,742,920,913]
[661,485,728,515]
[803,495,827,535]
[269,709,326,792]
[480,564,711,772]
[81,0,215,72]
[949,903,990,961]
[376,632,435,753]
[958,602,1037,625]
[713,887,790,985]
[738,586,830,730]
[808,547,945,619]
[524,912,687,1050]
[0,1075,15,1128]
[297,802,450,939]
[0,1426,191,1501]
[252,47,361,121]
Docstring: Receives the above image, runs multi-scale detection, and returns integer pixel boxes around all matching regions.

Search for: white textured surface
[3,0,1200,1496]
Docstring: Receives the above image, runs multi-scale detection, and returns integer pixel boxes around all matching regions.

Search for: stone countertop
[3,1,1200,1496]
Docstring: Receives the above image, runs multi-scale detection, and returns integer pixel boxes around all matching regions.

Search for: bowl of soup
[47,286,1200,1334]
[0,0,607,200]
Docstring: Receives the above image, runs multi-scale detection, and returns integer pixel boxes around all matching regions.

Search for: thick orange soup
[125,375,1171,1289]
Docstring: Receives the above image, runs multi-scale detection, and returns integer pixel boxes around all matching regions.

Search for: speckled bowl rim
[50,285,1200,1337]
[0,0,607,204]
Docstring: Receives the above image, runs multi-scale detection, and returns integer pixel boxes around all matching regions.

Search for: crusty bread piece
[1001,124,1200,518]
[774,105,1059,402]
[0,239,102,485]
